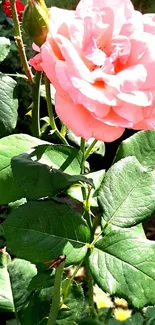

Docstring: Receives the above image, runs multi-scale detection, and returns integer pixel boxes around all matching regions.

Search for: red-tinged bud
[22,0,49,47]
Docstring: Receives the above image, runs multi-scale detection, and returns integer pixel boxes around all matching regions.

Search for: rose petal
[55,61,117,113]
[103,108,133,127]
[117,90,152,106]
[55,34,92,82]
[143,14,155,34]
[113,103,145,123]
[55,90,124,142]
[29,53,43,71]
[76,0,134,33]
[32,43,40,52]
[120,10,143,37]
[109,64,147,93]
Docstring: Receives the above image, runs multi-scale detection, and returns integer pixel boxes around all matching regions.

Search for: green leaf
[0,37,11,62]
[57,282,84,325]
[6,320,18,325]
[7,259,57,325]
[30,144,82,174]
[130,312,144,325]
[8,258,37,313]
[94,141,105,157]
[67,170,105,207]
[28,269,55,291]
[8,198,27,212]
[130,223,146,238]
[19,287,52,325]
[0,73,18,137]
[108,320,130,325]
[145,306,155,319]
[67,130,105,157]
[14,262,83,325]
[3,200,90,265]
[67,130,82,147]
[146,319,155,325]
[0,134,47,204]
[45,0,79,9]
[0,225,5,249]
[78,317,103,325]
[11,149,93,200]
[98,156,155,228]
[19,277,83,325]
[103,223,146,239]
[0,250,14,313]
[89,228,155,308]
[114,130,155,170]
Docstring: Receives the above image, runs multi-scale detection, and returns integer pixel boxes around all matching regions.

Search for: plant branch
[80,138,86,174]
[85,256,97,318]
[32,71,42,138]
[80,138,93,229]
[84,139,98,161]
[47,259,65,325]
[9,0,33,83]
[44,74,68,145]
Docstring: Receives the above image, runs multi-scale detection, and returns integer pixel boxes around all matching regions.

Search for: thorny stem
[80,138,98,173]
[79,138,97,317]
[80,138,86,174]
[84,139,98,161]
[47,259,65,325]
[80,138,96,230]
[80,137,105,318]
[9,0,33,83]
[44,75,68,145]
[32,71,42,138]
[80,138,90,222]
[85,255,97,318]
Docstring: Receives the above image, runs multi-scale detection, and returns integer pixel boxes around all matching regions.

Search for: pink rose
[29,0,155,142]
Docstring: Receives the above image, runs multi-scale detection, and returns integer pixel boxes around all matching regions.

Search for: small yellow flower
[113,308,132,321]
[94,285,114,309]
[114,297,128,308]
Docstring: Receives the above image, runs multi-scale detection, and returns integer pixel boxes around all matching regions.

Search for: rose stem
[9,0,33,83]
[84,139,98,161]
[47,259,65,325]
[80,138,92,225]
[80,138,86,173]
[44,74,68,145]
[80,138,98,318]
[85,254,97,318]
[32,71,42,138]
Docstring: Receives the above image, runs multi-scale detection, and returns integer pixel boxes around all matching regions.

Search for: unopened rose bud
[22,0,49,46]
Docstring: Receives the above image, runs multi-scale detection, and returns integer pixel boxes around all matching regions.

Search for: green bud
[22,0,49,47]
